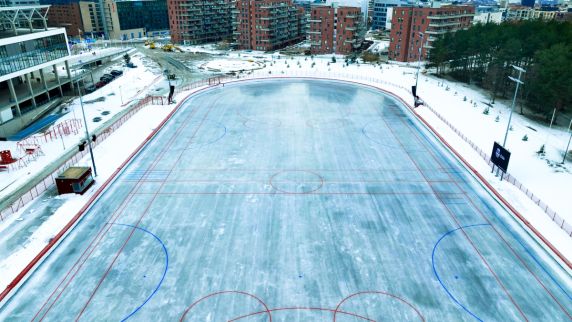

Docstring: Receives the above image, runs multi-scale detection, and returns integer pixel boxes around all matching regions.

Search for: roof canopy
[0,5,50,36]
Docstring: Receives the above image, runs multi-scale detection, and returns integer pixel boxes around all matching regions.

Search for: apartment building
[233,0,305,51]
[79,1,104,37]
[40,0,83,36]
[168,0,233,44]
[308,3,364,55]
[388,5,474,62]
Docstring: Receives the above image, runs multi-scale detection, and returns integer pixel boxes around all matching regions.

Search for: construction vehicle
[162,43,175,52]
[149,42,156,49]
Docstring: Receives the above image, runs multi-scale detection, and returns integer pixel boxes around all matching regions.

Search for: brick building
[40,0,83,37]
[233,0,305,51]
[308,4,364,55]
[388,5,474,62]
[168,0,233,44]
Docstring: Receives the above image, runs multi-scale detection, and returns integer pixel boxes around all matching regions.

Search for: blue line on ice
[432,223,490,322]
[111,223,169,322]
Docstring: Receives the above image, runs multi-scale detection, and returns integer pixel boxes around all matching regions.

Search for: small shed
[55,167,95,195]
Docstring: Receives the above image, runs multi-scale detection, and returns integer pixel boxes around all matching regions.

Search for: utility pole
[563,118,572,164]
[502,65,525,148]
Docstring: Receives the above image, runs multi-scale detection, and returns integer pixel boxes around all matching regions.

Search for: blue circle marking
[111,223,169,322]
[432,224,490,322]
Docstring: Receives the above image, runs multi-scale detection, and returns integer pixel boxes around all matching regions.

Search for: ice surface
[0,80,571,321]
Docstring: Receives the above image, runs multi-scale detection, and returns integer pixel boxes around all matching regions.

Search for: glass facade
[0,33,68,77]
[116,0,169,32]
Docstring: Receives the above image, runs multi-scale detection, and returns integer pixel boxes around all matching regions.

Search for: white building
[0,5,74,138]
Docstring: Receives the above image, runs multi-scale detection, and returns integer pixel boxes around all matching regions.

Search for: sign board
[491,142,511,173]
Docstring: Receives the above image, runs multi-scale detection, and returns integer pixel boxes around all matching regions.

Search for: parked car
[125,62,137,68]
[95,81,106,88]
[110,70,123,77]
[100,74,115,83]
[85,85,97,93]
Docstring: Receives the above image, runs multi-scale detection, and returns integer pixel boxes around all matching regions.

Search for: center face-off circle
[270,170,324,194]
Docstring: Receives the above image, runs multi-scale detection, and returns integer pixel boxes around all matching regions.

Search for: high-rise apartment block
[388,5,474,62]
[308,4,364,55]
[168,0,233,44]
[233,0,305,51]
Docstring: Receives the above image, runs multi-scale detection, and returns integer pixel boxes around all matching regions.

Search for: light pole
[118,85,124,105]
[414,32,425,91]
[563,118,572,164]
[76,77,98,177]
[502,65,526,148]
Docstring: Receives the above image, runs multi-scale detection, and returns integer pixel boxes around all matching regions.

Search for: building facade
[40,0,83,37]
[168,0,233,44]
[308,4,364,55]
[388,5,475,62]
[233,0,305,51]
[371,0,406,30]
[79,0,105,37]
[115,0,169,35]
[0,5,73,138]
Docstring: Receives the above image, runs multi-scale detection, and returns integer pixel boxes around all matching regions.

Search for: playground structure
[0,119,83,172]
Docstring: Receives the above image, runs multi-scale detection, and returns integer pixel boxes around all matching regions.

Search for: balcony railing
[428,21,460,27]
[428,13,475,19]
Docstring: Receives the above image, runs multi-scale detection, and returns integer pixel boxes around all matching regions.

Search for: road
[134,44,218,95]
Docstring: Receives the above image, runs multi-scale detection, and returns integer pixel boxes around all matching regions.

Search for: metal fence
[0,92,169,221]
[422,102,572,237]
[1,71,569,239]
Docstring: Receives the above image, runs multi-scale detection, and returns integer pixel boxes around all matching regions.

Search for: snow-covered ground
[0,47,571,293]
[199,59,263,73]
[0,53,161,201]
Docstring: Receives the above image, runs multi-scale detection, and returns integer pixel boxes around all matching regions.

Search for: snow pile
[0,53,161,201]
[200,59,264,73]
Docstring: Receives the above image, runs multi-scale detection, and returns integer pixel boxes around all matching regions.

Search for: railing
[422,102,572,237]
[0,92,169,221]
[219,69,571,238]
[1,70,568,240]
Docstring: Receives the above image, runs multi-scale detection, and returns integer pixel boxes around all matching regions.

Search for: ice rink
[1,79,571,321]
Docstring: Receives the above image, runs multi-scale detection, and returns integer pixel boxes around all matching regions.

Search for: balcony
[427,13,475,19]
[424,29,448,35]
[428,21,460,27]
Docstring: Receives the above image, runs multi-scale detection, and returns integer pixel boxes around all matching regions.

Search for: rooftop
[0,5,50,39]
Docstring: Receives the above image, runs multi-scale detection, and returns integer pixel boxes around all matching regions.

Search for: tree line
[428,20,572,122]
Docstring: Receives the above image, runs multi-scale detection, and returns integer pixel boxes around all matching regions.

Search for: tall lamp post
[414,32,425,91]
[76,76,98,177]
[563,118,572,164]
[502,65,526,148]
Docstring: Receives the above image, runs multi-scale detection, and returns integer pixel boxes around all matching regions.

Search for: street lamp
[502,65,526,148]
[563,118,572,164]
[414,32,425,91]
[75,77,98,177]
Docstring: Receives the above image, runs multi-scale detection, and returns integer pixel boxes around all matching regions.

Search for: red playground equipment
[0,150,17,172]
